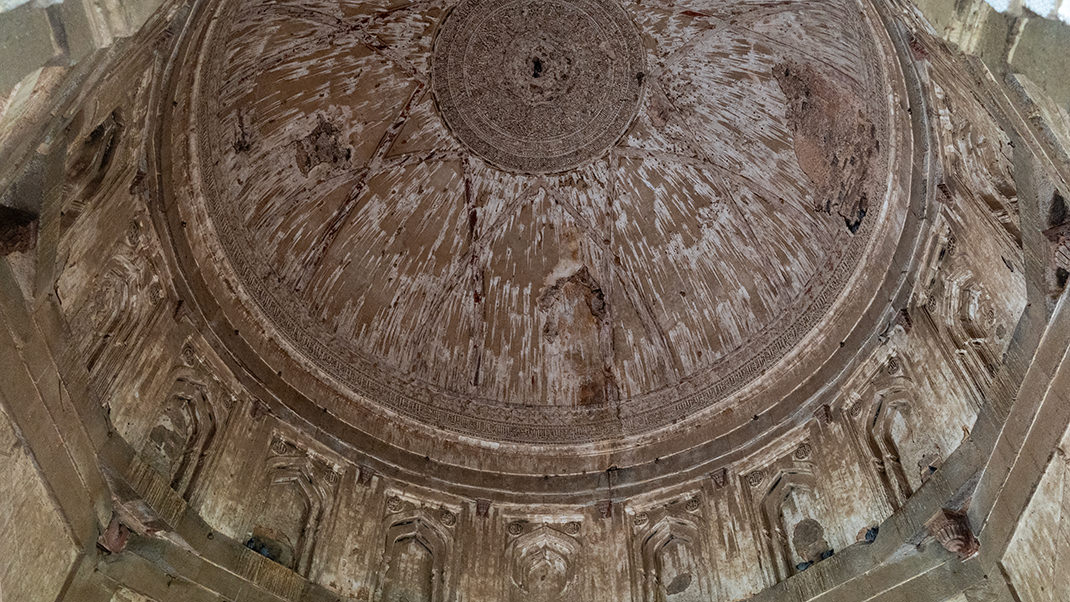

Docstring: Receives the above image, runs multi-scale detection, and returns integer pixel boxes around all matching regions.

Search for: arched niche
[864,385,917,508]
[378,509,452,602]
[141,374,218,499]
[931,261,1006,391]
[64,108,126,206]
[757,469,834,581]
[249,443,339,577]
[506,525,581,602]
[638,515,710,602]
[75,255,140,374]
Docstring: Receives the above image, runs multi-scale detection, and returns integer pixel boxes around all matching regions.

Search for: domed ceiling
[172,0,912,466]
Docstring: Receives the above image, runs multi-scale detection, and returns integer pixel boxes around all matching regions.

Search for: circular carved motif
[564,521,581,535]
[747,470,766,488]
[180,343,197,367]
[794,443,812,460]
[440,509,457,527]
[849,401,864,418]
[126,220,141,246]
[685,497,701,512]
[507,521,525,536]
[269,437,290,456]
[632,512,648,527]
[386,496,405,513]
[431,0,645,174]
[886,356,902,375]
[149,282,165,305]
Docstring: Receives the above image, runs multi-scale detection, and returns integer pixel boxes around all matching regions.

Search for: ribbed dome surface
[182,0,900,445]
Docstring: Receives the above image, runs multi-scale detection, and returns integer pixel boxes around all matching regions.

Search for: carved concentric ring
[431,0,645,173]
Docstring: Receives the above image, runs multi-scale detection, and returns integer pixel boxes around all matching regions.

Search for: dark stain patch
[537,266,608,328]
[909,35,930,61]
[538,266,618,406]
[1049,190,1067,228]
[233,111,253,153]
[845,203,866,234]
[128,167,148,196]
[294,115,351,176]
[69,109,125,199]
[774,61,878,234]
[579,380,604,406]
[665,573,693,595]
[0,205,38,255]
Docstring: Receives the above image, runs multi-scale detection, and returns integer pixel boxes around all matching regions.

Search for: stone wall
[1002,416,1070,601]
[0,404,79,602]
[913,0,1070,113]
[0,0,165,92]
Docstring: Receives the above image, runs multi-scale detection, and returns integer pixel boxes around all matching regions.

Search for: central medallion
[431,0,646,174]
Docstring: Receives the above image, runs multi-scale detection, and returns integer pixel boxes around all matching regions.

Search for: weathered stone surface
[0,405,79,602]
[0,3,58,95]
[1003,423,1070,602]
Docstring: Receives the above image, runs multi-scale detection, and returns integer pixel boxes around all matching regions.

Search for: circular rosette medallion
[431,0,646,173]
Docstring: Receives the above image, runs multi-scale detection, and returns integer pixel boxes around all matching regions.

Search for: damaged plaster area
[537,265,619,407]
[774,60,879,233]
[293,115,351,177]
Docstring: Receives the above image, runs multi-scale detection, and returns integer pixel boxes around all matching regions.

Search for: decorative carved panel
[377,505,454,602]
[635,512,711,602]
[141,376,219,500]
[506,524,581,602]
[249,435,341,577]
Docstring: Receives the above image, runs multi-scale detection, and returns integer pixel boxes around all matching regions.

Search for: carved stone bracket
[710,468,728,489]
[925,509,979,559]
[357,465,377,487]
[97,513,131,554]
[814,404,833,425]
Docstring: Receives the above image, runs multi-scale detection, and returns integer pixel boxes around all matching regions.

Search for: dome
[165,0,914,493]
